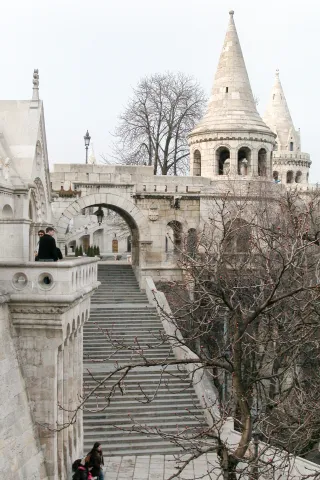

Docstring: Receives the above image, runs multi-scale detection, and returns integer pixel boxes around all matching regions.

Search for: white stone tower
[263,70,311,184]
[188,10,276,179]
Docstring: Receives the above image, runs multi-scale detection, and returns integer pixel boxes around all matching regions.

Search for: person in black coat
[38,227,58,261]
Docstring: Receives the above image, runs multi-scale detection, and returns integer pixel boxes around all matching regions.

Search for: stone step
[83,264,206,456]
[82,443,185,456]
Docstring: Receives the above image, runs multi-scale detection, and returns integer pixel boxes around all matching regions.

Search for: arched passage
[56,193,151,267]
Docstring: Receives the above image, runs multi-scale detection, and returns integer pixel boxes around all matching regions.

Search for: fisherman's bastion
[0,10,317,480]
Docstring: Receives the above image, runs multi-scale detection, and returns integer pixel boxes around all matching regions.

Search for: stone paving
[104,454,220,480]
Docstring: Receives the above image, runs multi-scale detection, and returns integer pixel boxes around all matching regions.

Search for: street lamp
[94,206,104,225]
[84,130,91,164]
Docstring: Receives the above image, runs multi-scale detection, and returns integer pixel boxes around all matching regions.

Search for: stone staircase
[83,264,207,456]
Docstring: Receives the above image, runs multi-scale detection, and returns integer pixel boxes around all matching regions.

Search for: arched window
[238,147,251,176]
[258,148,267,176]
[286,171,294,184]
[274,142,278,151]
[216,147,230,175]
[2,204,13,219]
[295,171,302,183]
[187,228,197,258]
[290,142,294,151]
[193,150,201,176]
[225,219,251,253]
[273,171,279,182]
[167,220,182,252]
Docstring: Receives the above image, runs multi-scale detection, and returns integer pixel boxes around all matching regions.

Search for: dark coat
[85,449,103,476]
[38,234,58,261]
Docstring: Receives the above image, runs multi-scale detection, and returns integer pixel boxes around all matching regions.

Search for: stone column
[229,148,237,175]
[266,151,272,179]
[72,330,79,455]
[68,332,75,461]
[13,325,60,480]
[63,337,70,472]
[251,148,258,176]
[57,345,65,480]
[78,326,84,452]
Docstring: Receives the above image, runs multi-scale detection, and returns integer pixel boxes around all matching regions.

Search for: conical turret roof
[191,11,272,136]
[263,70,299,150]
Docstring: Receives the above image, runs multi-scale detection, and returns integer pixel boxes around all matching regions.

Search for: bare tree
[110,72,206,175]
[62,186,320,479]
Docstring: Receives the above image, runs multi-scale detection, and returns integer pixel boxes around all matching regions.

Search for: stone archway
[56,192,151,268]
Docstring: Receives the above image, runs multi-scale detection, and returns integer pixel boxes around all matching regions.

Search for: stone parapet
[273,151,311,165]
[0,258,99,480]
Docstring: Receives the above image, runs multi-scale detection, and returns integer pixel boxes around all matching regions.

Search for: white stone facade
[0,9,316,480]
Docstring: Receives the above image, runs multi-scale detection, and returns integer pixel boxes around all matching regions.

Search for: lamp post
[84,130,91,164]
[94,206,104,225]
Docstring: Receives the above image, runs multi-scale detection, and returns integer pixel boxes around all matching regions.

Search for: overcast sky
[1,0,319,181]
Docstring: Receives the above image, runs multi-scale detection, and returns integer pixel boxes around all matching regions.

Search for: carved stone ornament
[148,204,159,222]
[10,305,66,315]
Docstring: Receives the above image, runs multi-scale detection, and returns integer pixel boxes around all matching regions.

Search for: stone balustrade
[0,257,100,480]
[0,257,98,299]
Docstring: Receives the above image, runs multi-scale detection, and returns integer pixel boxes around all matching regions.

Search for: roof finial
[229,9,234,16]
[32,69,39,101]
[276,69,280,76]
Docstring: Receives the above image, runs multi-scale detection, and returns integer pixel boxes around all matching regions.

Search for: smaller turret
[263,70,311,185]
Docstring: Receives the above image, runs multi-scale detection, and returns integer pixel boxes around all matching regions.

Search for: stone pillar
[57,345,65,480]
[229,148,237,175]
[78,326,83,452]
[63,337,70,473]
[68,332,75,461]
[13,324,60,480]
[251,148,258,176]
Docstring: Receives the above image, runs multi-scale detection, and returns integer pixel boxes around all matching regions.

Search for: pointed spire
[263,70,300,150]
[192,11,271,135]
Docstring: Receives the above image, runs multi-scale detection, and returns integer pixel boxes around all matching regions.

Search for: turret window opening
[286,171,294,184]
[238,147,251,176]
[295,171,302,183]
[290,141,294,151]
[226,87,229,93]
[193,150,201,176]
[217,147,230,175]
[258,148,267,177]
[273,171,279,181]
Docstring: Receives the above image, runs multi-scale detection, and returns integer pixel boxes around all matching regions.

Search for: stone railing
[0,257,99,301]
[0,257,100,480]
[145,276,320,479]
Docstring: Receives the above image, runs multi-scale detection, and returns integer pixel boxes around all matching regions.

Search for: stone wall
[0,292,48,480]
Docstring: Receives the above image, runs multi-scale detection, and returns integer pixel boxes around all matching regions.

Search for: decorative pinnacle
[33,69,39,87]
[276,69,280,76]
[229,10,234,16]
[32,69,39,102]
